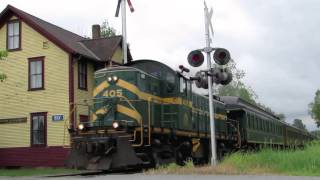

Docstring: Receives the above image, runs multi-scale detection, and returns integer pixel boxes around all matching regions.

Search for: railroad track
[45,168,143,178]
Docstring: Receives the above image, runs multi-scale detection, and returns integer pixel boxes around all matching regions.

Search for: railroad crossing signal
[187,50,204,67]
[213,48,231,65]
[210,67,233,85]
[191,71,208,89]
[188,48,233,87]
[187,1,234,166]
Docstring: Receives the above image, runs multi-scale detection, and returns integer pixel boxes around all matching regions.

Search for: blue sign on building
[52,115,64,121]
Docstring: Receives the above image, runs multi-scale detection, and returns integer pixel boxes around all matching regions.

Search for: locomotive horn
[213,48,231,65]
[179,65,190,73]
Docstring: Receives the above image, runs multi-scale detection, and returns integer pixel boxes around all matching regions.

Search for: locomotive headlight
[112,121,119,129]
[107,77,112,83]
[112,76,118,82]
[78,124,84,130]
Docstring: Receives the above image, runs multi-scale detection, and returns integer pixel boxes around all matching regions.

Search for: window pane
[33,132,40,144]
[38,131,44,144]
[36,61,42,74]
[31,75,37,88]
[81,63,85,73]
[79,63,83,74]
[180,78,184,93]
[8,37,14,49]
[39,117,44,130]
[32,116,39,130]
[13,36,19,49]
[36,74,42,88]
[13,22,19,35]
[80,75,84,88]
[31,61,37,74]
[8,23,13,36]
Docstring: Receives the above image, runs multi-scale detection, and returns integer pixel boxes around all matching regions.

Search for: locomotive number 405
[103,89,123,97]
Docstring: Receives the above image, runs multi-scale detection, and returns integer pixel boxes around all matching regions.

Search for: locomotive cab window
[186,80,192,100]
[138,73,147,91]
[165,72,176,94]
[179,77,186,94]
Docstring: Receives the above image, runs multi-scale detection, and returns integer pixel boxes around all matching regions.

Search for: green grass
[222,141,320,176]
[146,141,320,176]
[0,168,80,177]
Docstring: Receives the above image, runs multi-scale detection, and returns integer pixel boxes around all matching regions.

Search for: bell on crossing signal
[213,48,231,65]
[211,67,222,84]
[210,67,233,85]
[192,71,208,89]
[187,50,204,67]
[220,68,233,85]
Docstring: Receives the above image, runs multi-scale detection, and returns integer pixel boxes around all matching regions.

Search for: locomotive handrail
[148,97,152,145]
[118,96,144,147]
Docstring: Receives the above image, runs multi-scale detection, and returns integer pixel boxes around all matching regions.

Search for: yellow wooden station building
[0,5,131,167]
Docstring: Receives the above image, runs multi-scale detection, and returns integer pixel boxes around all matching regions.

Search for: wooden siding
[73,60,94,123]
[0,17,70,148]
[111,46,123,64]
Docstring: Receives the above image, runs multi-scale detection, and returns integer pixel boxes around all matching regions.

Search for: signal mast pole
[121,0,128,64]
[204,2,217,166]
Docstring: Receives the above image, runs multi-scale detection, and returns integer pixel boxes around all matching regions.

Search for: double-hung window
[7,20,21,50]
[31,112,47,147]
[78,61,87,90]
[28,57,45,90]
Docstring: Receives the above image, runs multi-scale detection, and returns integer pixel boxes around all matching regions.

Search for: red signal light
[187,50,204,67]
[192,54,201,61]
[213,48,230,65]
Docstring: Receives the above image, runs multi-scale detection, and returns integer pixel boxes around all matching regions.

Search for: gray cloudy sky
[1,0,319,130]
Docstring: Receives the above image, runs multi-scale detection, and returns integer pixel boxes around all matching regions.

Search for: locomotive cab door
[178,76,192,131]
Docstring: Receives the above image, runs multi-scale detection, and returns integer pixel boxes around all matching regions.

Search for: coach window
[265,120,268,132]
[249,114,253,129]
[247,115,251,128]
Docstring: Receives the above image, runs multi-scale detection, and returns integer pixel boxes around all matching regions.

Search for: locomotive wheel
[151,152,166,168]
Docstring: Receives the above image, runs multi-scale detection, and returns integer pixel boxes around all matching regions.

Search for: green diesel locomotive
[66,59,314,170]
